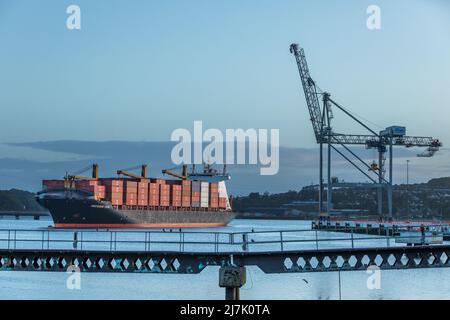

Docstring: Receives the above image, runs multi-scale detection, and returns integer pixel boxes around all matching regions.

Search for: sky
[0,0,449,148]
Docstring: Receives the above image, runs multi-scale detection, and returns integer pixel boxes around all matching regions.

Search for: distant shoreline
[236,214,310,221]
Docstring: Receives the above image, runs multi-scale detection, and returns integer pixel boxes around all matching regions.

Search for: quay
[312,220,450,240]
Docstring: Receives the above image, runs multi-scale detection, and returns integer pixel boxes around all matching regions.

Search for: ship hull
[36,190,235,229]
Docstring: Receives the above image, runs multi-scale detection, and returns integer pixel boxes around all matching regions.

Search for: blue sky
[0,0,449,147]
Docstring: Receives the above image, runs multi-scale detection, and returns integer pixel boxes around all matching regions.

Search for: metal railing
[0,227,446,253]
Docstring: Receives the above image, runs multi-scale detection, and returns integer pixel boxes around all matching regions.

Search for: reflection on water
[0,218,449,300]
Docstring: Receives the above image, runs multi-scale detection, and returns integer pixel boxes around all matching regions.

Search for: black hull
[36,190,235,228]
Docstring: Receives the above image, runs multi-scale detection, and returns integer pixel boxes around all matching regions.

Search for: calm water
[0,218,449,300]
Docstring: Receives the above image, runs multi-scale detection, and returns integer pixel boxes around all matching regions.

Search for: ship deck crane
[117,164,148,179]
[289,43,442,219]
[65,164,99,188]
[162,164,230,182]
[162,165,189,180]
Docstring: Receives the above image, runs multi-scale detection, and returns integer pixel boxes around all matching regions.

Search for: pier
[0,227,449,299]
[312,220,450,239]
[0,211,49,220]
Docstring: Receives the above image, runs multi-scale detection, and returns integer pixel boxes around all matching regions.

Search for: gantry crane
[289,43,442,219]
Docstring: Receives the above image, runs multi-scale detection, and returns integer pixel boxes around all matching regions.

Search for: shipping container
[137,181,149,206]
[42,180,66,190]
[123,180,138,189]
[151,179,166,185]
[159,184,171,207]
[218,197,227,209]
[99,179,123,187]
[75,180,99,187]
[218,181,228,197]
[170,184,182,207]
[181,195,191,207]
[77,185,106,199]
[181,180,191,195]
[200,182,209,208]
[148,183,160,206]
[105,191,123,206]
[192,181,201,192]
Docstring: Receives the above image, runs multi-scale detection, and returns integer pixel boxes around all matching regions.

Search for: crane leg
[377,150,383,217]
[327,138,332,215]
[319,142,324,214]
[388,140,393,219]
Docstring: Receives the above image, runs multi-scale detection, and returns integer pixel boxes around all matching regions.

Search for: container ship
[36,164,235,228]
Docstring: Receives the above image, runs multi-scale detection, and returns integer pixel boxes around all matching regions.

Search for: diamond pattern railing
[232,245,450,274]
[0,250,231,274]
[1,245,450,274]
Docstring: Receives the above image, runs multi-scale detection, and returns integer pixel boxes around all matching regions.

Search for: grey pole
[327,128,332,216]
[319,141,323,214]
[377,149,383,216]
[388,137,393,219]
[219,266,246,301]
[406,160,410,216]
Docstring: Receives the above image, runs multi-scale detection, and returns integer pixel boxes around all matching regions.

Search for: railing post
[351,230,354,249]
[242,233,249,252]
[315,230,319,250]
[73,231,78,249]
[280,231,284,251]
[147,232,152,251]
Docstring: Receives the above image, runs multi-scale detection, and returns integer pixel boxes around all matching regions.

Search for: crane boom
[162,165,188,180]
[289,43,441,152]
[66,163,99,180]
[117,164,148,179]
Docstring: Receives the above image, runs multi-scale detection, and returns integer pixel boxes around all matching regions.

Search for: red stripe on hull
[54,223,227,229]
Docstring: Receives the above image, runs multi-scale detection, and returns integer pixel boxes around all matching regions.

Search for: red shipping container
[148,183,160,206]
[181,181,191,194]
[104,185,123,194]
[181,196,191,207]
[106,191,123,206]
[218,197,227,208]
[138,181,148,188]
[77,185,105,198]
[166,180,182,185]
[159,184,170,206]
[75,180,99,187]
[210,202,218,208]
[100,179,123,187]
[124,186,137,206]
[123,180,138,190]
[43,180,66,189]
[125,199,137,206]
[137,198,148,206]
[137,181,149,205]
[151,179,166,185]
